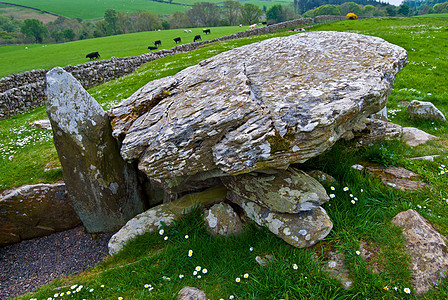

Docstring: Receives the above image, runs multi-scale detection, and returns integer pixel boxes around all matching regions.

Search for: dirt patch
[0,6,58,23]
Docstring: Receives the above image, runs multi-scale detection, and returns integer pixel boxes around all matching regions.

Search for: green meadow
[0,26,247,78]
[3,17,448,299]
[2,0,293,20]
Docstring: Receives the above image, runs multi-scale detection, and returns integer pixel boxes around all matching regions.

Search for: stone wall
[0,18,314,119]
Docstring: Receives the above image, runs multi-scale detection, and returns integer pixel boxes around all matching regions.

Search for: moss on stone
[267,129,295,154]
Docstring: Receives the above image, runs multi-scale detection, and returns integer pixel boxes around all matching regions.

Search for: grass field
[4,17,448,299]
[0,25,248,78]
[1,0,293,20]
[416,13,448,18]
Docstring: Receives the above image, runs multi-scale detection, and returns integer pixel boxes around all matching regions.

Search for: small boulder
[29,119,52,130]
[402,127,436,147]
[391,209,448,294]
[177,286,207,300]
[406,100,446,122]
[108,187,227,255]
[0,183,81,246]
[221,168,329,213]
[204,202,243,236]
[364,164,427,191]
[229,192,333,248]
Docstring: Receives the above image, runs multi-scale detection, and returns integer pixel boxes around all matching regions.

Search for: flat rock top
[109,31,407,179]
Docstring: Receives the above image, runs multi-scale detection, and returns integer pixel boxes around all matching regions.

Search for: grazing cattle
[86,51,100,60]
[203,28,211,34]
[239,24,242,27]
[248,24,257,30]
[148,46,158,50]
[188,30,192,33]
[184,30,188,33]
[173,37,181,44]
[262,21,267,25]
[153,40,162,47]
[193,35,201,42]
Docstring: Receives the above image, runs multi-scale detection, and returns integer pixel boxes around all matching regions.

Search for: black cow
[148,46,158,50]
[193,35,201,42]
[173,37,181,44]
[153,40,162,47]
[203,28,211,34]
[86,52,100,60]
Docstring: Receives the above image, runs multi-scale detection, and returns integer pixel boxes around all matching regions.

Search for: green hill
[0,25,246,77]
[1,0,292,20]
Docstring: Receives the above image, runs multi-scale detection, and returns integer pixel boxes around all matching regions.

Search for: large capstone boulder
[391,209,448,295]
[46,67,146,233]
[0,183,81,246]
[229,192,333,248]
[109,32,407,181]
[221,168,329,213]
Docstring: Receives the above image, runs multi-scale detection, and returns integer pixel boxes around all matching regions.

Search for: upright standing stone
[46,67,146,232]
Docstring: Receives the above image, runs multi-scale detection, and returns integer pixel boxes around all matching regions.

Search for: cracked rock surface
[109,32,407,180]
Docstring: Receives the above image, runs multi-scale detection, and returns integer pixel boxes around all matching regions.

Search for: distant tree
[266,4,288,23]
[397,3,411,15]
[340,2,361,16]
[0,15,20,33]
[314,4,341,16]
[50,30,64,42]
[223,1,242,26]
[104,8,119,35]
[20,19,48,43]
[434,2,448,13]
[79,29,90,40]
[263,5,267,12]
[240,3,263,25]
[117,11,131,34]
[63,29,75,40]
[94,20,107,37]
[162,20,171,30]
[135,11,162,31]
[385,5,397,16]
[363,5,376,16]
[186,2,220,27]
[418,4,435,14]
[169,11,192,29]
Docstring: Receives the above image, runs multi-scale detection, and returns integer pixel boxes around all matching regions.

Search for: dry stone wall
[0,18,312,119]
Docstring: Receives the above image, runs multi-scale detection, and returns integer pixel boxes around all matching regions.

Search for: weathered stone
[204,202,243,236]
[391,209,448,294]
[364,164,427,191]
[109,32,406,181]
[0,183,81,246]
[29,119,52,130]
[46,67,145,233]
[406,100,446,122]
[410,155,440,161]
[306,170,337,187]
[356,119,403,146]
[177,286,207,300]
[255,254,275,267]
[402,127,436,147]
[108,187,227,255]
[229,192,333,248]
[221,168,329,213]
[150,169,225,195]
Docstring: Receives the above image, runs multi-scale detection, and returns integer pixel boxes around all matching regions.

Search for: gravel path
[0,227,114,299]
